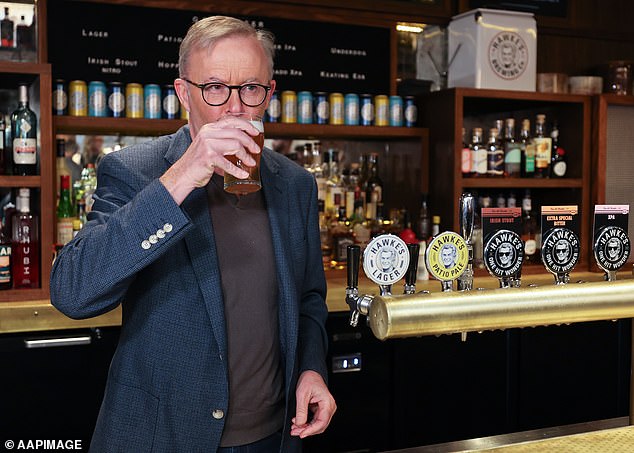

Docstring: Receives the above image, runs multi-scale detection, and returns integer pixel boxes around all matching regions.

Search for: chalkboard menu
[48,0,391,94]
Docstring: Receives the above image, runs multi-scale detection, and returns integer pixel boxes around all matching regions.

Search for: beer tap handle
[404,243,420,294]
[346,245,361,327]
[347,245,361,289]
[458,192,475,291]
[460,192,475,246]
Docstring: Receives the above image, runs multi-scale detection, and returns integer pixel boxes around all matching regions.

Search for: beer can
[52,79,68,116]
[144,84,162,119]
[374,95,389,126]
[389,95,403,127]
[68,80,88,116]
[108,82,125,118]
[125,83,144,118]
[161,84,179,119]
[360,94,374,126]
[329,93,344,125]
[281,90,297,123]
[88,81,108,117]
[265,91,280,123]
[404,96,418,127]
[297,91,313,124]
[314,92,329,124]
[344,93,359,126]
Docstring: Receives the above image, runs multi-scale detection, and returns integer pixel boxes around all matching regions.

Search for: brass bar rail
[366,278,634,424]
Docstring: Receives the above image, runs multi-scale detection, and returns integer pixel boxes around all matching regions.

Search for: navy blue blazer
[50,126,329,452]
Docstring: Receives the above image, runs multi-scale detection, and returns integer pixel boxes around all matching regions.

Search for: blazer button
[156,229,165,239]
[149,234,158,244]
[163,223,173,233]
[212,409,224,419]
[141,240,151,250]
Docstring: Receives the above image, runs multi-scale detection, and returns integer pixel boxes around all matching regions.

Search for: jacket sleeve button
[212,409,225,419]
[141,240,151,250]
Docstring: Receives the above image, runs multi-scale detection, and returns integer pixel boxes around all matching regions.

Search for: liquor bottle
[81,163,98,211]
[302,142,313,172]
[1,7,14,48]
[461,127,472,177]
[57,175,75,246]
[471,128,487,177]
[16,15,31,51]
[431,215,441,239]
[520,119,534,178]
[504,118,521,177]
[0,217,11,290]
[330,206,354,269]
[11,83,38,176]
[317,199,331,268]
[0,117,5,174]
[487,127,504,177]
[398,210,418,244]
[56,138,71,199]
[550,122,567,178]
[350,201,370,249]
[533,114,552,178]
[416,193,431,242]
[345,162,360,219]
[312,142,327,206]
[12,188,39,289]
[325,149,344,217]
[364,153,383,221]
[521,189,539,264]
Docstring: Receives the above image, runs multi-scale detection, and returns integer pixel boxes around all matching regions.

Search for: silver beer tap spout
[457,192,475,291]
[345,244,374,327]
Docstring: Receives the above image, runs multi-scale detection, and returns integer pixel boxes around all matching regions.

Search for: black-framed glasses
[182,78,271,107]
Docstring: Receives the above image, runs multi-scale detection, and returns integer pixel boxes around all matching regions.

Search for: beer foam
[249,120,264,133]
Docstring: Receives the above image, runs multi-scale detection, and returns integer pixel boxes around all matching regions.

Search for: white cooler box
[448,8,536,91]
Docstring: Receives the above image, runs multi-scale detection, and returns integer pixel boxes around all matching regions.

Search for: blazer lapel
[165,126,228,356]
[261,151,298,379]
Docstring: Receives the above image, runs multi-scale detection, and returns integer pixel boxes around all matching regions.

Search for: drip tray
[385,417,631,452]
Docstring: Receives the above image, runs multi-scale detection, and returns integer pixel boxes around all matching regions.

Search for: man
[496,242,514,269]
[440,243,457,269]
[50,16,335,452]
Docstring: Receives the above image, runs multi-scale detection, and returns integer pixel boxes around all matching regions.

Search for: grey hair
[178,16,275,80]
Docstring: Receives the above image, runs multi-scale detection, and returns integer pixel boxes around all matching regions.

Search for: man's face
[555,241,570,263]
[498,244,513,267]
[441,245,455,267]
[175,35,276,138]
[607,239,620,260]
[380,250,394,271]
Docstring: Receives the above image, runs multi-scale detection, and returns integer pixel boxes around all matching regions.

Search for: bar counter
[0,270,627,334]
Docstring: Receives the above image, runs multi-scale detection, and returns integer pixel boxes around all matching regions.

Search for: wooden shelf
[462,177,583,189]
[0,176,41,187]
[54,115,428,140]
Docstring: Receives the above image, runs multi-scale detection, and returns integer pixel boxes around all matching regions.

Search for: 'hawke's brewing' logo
[488,32,529,80]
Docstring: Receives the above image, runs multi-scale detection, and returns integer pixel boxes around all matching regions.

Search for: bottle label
[488,149,505,175]
[534,137,552,169]
[552,161,567,177]
[53,89,68,111]
[461,147,471,174]
[109,92,125,113]
[505,144,521,164]
[163,94,179,115]
[0,245,11,284]
[361,102,374,122]
[475,149,487,174]
[524,239,537,255]
[524,143,536,173]
[57,219,74,245]
[13,138,37,164]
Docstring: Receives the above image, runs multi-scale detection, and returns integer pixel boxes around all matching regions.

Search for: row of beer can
[53,79,187,119]
[267,91,418,127]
